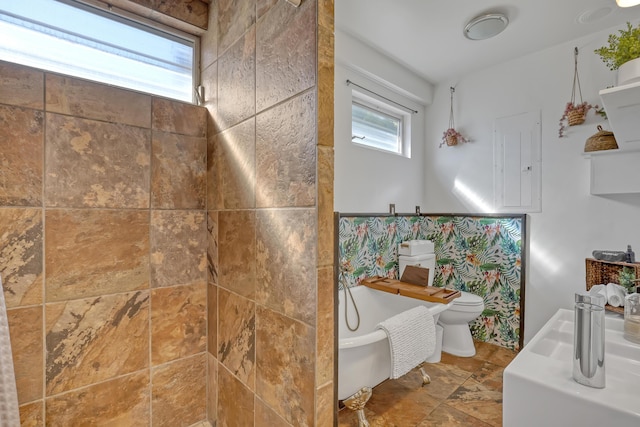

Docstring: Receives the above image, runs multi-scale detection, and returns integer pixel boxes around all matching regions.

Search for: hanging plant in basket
[558,47,603,138]
[440,87,469,147]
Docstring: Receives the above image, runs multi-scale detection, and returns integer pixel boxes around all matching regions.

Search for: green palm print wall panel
[338,214,525,350]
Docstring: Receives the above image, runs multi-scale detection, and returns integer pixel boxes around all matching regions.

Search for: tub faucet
[573,292,606,389]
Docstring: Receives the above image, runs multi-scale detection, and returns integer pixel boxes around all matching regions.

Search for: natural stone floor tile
[217,364,254,427]
[19,400,44,427]
[151,283,207,365]
[445,378,503,426]
[152,354,207,427]
[45,209,149,302]
[395,362,469,401]
[150,210,207,288]
[45,73,151,128]
[418,403,493,427]
[218,0,255,55]
[489,346,518,368]
[439,351,487,374]
[316,266,334,386]
[45,113,150,209]
[218,210,256,298]
[45,371,150,427]
[207,353,217,423]
[45,291,149,395]
[151,131,206,209]
[217,288,255,389]
[256,306,314,426]
[156,0,208,29]
[0,61,43,109]
[473,341,499,362]
[210,118,256,210]
[0,208,43,308]
[338,342,513,427]
[471,362,506,393]
[338,406,394,427]
[206,212,218,285]
[152,98,206,137]
[367,379,440,426]
[256,0,316,112]
[0,105,43,206]
[255,396,291,427]
[255,209,316,325]
[216,27,256,131]
[7,306,43,404]
[256,91,316,208]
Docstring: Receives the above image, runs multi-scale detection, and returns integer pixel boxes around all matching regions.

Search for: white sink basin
[504,308,640,426]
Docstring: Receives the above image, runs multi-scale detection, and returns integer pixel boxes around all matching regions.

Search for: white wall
[424,22,640,342]
[334,30,434,213]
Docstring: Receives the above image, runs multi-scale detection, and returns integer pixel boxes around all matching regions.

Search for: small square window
[0,0,197,103]
[350,90,412,157]
[352,101,403,154]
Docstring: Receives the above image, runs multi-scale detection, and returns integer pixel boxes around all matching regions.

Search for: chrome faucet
[573,292,606,389]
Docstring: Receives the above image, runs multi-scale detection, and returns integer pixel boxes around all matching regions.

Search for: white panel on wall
[589,150,640,195]
[494,111,541,212]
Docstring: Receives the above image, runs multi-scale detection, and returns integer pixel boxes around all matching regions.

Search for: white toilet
[437,291,484,357]
[398,240,485,358]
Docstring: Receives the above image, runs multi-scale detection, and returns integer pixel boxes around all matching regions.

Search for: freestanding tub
[338,285,452,400]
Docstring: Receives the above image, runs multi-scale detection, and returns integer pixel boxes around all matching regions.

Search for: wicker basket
[568,109,586,126]
[446,135,458,146]
[585,258,640,313]
[584,125,618,152]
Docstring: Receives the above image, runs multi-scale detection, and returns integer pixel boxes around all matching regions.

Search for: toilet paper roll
[606,283,627,307]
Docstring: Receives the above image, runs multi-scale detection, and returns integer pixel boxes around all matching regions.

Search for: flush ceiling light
[464,13,509,40]
[577,6,614,24]
[616,0,640,7]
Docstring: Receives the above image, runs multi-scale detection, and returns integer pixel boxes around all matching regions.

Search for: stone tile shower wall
[0,61,209,426]
[338,215,524,351]
[201,0,335,425]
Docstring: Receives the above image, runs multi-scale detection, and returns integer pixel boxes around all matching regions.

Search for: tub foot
[343,387,372,427]
[418,363,431,385]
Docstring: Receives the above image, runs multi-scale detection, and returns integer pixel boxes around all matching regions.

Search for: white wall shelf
[585,81,640,195]
[599,80,640,150]
[584,149,640,195]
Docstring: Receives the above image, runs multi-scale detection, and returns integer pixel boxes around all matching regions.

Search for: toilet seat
[446,291,484,313]
[452,291,483,306]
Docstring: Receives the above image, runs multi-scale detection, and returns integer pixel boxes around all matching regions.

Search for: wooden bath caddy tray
[361,276,461,304]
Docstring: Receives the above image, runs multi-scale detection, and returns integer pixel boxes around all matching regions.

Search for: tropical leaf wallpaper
[338,215,524,350]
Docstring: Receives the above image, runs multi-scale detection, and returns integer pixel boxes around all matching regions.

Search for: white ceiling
[335,0,640,84]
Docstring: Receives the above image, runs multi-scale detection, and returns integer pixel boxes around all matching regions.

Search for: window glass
[0,0,196,102]
[352,101,403,154]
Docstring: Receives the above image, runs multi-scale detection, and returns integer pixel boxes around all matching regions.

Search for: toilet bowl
[438,291,485,357]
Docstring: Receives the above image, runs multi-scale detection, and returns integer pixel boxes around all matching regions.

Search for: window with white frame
[351,90,412,157]
[0,0,198,103]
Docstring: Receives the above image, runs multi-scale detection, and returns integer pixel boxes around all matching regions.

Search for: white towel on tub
[376,305,435,379]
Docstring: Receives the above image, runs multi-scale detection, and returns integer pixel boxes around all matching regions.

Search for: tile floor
[338,341,518,427]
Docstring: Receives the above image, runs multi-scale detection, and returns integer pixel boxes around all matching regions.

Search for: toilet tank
[398,253,436,287]
[398,240,434,256]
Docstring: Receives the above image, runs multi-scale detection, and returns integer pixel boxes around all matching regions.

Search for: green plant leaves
[594,22,640,70]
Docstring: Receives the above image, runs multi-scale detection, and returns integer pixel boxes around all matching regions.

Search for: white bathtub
[338,285,452,400]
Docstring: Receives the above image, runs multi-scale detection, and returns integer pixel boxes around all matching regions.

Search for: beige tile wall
[1,0,335,425]
[202,0,335,425]
[0,60,209,426]
[107,0,210,31]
